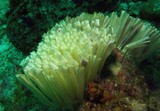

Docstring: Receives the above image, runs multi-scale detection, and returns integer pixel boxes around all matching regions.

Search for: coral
[16,11,160,110]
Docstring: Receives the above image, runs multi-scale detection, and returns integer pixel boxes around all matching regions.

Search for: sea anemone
[16,12,115,110]
[16,11,160,110]
[110,11,160,62]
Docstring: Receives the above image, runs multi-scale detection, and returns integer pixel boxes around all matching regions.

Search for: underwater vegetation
[16,11,160,110]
